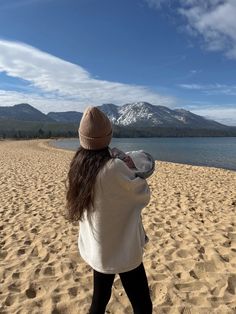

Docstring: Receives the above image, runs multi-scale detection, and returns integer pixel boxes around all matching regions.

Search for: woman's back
[66,106,153,313]
[79,157,150,274]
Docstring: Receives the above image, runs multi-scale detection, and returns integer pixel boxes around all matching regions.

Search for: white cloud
[179,0,236,59]
[189,105,236,126]
[0,39,175,112]
[145,0,236,59]
[179,83,236,95]
[0,89,87,113]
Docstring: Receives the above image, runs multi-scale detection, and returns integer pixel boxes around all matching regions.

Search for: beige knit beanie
[78,106,113,150]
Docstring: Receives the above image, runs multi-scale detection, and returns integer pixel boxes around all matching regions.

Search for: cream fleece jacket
[78,157,151,274]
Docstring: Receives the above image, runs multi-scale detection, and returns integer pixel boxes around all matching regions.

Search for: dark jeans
[89,262,152,314]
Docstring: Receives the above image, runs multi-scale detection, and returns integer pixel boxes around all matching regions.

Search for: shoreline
[1,137,235,173]
[48,138,236,173]
[0,139,236,313]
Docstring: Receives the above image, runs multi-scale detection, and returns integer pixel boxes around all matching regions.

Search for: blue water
[50,137,236,171]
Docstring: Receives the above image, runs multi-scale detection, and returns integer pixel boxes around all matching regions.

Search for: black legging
[89,263,152,314]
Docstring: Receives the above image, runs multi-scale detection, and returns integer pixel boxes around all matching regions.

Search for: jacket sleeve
[99,158,151,208]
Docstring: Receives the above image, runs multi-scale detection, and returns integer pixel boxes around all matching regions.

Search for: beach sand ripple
[0,139,235,314]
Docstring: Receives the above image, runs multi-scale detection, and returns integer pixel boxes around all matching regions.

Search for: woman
[66,106,153,314]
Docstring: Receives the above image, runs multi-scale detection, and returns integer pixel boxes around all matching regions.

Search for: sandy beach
[0,139,236,314]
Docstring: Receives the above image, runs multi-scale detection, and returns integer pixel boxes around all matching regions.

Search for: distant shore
[0,139,236,313]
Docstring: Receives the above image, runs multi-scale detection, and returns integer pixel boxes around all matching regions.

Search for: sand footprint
[17,248,26,256]
[43,266,55,276]
[152,282,171,305]
[176,249,191,258]
[8,283,20,293]
[24,239,32,245]
[68,286,78,298]
[33,267,41,280]
[4,294,16,307]
[0,250,7,259]
[25,285,37,299]
[12,272,20,279]
[175,281,206,292]
[30,227,38,234]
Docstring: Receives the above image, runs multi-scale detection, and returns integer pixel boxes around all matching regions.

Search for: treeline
[0,129,77,139]
[1,119,236,139]
[0,120,78,139]
[113,125,236,137]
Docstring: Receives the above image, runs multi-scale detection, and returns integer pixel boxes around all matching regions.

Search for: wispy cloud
[0,89,86,113]
[179,83,236,95]
[0,39,175,112]
[186,103,236,126]
[144,0,236,60]
[179,84,203,90]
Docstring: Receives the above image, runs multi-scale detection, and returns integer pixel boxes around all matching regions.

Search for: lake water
[50,137,236,171]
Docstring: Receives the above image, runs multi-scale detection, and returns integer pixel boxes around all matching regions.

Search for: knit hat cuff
[79,129,113,150]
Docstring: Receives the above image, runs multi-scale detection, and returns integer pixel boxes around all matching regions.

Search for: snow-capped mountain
[98,102,225,129]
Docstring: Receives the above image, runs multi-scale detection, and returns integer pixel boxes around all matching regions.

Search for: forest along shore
[0,139,236,314]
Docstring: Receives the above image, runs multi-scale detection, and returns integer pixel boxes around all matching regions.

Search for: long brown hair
[65,146,112,221]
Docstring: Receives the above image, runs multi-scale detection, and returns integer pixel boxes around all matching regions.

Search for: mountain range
[1,102,235,139]
[98,102,225,129]
[0,102,227,129]
[49,102,227,129]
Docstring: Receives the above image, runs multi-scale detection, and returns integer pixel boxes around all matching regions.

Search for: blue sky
[0,0,236,125]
